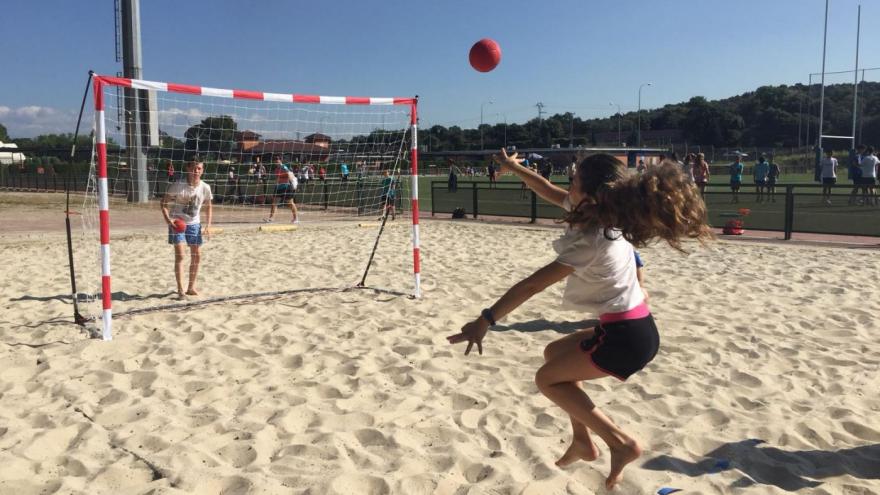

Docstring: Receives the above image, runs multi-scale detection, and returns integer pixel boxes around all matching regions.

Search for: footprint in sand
[451,392,486,411]
[130,370,158,389]
[391,345,420,357]
[463,462,494,483]
[217,441,258,468]
[281,355,303,369]
[355,428,395,448]
[396,475,437,494]
[219,476,253,495]
[730,370,763,388]
[841,421,880,442]
[218,344,261,359]
[98,389,128,406]
[330,474,390,495]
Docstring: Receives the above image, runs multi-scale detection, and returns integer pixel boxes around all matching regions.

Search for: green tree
[0,122,9,141]
[184,115,238,158]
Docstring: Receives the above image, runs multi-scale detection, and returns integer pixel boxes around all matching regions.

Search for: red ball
[173,218,186,233]
[469,38,501,72]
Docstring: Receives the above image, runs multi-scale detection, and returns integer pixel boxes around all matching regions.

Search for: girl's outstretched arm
[447,261,574,355]
[495,149,569,208]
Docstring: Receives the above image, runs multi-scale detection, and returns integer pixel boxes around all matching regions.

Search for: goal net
[76,75,421,340]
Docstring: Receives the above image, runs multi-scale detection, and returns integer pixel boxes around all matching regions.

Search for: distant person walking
[166,160,176,182]
[767,155,781,202]
[693,153,710,197]
[448,166,458,193]
[848,144,866,205]
[487,161,497,189]
[753,154,770,203]
[858,146,879,205]
[729,156,744,203]
[681,153,695,182]
[820,149,838,205]
[265,156,299,223]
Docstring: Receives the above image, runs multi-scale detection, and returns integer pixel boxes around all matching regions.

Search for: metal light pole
[817,0,828,151]
[480,99,493,150]
[637,83,652,148]
[851,4,861,149]
[609,102,621,146]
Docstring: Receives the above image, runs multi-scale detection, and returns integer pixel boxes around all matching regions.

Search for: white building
[0,141,27,165]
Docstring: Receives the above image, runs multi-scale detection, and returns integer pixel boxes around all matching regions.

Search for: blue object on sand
[657,488,683,495]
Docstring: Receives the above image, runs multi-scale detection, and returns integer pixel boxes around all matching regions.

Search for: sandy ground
[1,192,879,494]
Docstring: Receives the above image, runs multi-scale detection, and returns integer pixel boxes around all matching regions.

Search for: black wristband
[481,308,496,326]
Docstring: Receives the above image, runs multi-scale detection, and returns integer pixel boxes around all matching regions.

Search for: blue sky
[1,0,876,138]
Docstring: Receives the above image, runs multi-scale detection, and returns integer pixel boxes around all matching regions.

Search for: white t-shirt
[166,180,213,225]
[820,157,838,179]
[553,196,644,315]
[860,155,879,179]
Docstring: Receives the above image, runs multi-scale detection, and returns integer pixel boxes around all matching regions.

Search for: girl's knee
[535,364,554,392]
[543,343,557,362]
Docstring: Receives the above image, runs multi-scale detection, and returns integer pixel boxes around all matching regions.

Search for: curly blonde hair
[563,154,714,251]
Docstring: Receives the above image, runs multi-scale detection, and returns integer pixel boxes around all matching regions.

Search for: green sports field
[423,172,880,237]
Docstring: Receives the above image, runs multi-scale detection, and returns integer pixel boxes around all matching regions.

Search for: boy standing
[160,158,213,299]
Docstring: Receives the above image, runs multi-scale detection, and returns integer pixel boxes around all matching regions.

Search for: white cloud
[0,105,85,138]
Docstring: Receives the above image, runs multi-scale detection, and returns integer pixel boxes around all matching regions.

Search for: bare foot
[555,438,599,467]
[176,291,187,300]
[606,439,642,489]
[186,289,199,296]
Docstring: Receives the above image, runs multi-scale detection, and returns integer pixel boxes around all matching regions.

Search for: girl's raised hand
[493,148,524,173]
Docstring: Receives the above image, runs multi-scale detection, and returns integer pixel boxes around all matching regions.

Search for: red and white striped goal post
[92,75,421,341]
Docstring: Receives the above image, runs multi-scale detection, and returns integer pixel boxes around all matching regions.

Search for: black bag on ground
[452,207,466,219]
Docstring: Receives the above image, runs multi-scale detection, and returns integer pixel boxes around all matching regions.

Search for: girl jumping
[447,149,712,489]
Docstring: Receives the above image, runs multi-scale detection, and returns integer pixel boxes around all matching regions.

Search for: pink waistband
[599,302,650,324]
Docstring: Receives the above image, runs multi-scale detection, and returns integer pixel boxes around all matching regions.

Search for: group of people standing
[726,153,781,203]
[820,145,879,206]
[636,152,712,197]
[644,152,782,203]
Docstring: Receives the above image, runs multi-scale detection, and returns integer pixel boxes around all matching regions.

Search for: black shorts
[580,315,659,380]
[822,177,837,185]
[857,177,876,186]
[274,184,295,202]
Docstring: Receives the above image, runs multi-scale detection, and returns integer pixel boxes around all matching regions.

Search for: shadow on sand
[11,291,177,303]
[493,318,599,335]
[642,439,880,491]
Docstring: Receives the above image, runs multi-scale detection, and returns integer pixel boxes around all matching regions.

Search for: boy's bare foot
[186,289,199,296]
[176,291,187,300]
[606,439,642,489]
[555,438,599,467]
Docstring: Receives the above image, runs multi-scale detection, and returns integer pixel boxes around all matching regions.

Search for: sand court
[1,194,879,494]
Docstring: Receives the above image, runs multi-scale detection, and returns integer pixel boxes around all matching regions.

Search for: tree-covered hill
[423,81,879,151]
